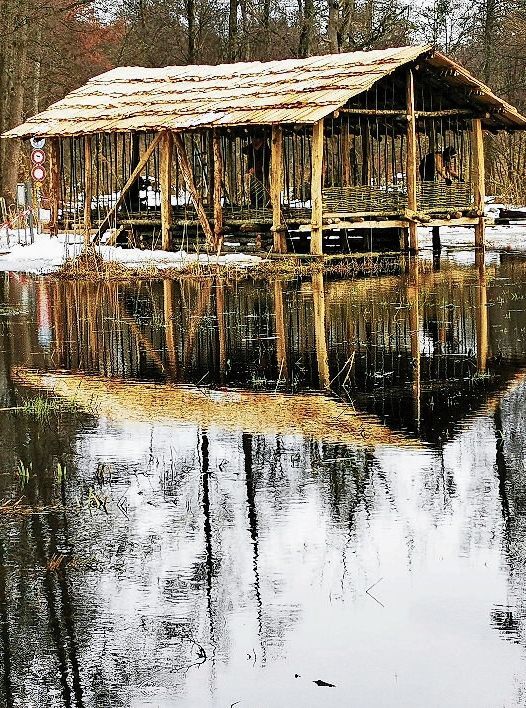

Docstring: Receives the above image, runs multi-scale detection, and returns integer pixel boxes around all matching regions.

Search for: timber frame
[4,46,525,256]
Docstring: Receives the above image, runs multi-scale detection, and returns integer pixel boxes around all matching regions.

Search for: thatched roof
[13,369,420,449]
[4,45,526,138]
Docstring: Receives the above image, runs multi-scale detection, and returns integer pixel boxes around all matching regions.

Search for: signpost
[30,137,47,235]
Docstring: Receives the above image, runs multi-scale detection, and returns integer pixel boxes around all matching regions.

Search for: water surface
[1,252,526,707]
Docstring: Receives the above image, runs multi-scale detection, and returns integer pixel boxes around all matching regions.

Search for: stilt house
[4,45,526,254]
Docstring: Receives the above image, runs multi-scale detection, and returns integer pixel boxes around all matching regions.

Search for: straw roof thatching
[4,46,525,138]
[13,369,420,449]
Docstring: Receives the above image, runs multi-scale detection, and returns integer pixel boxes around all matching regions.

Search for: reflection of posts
[274,279,288,382]
[163,279,179,379]
[476,256,488,373]
[406,257,421,431]
[215,277,227,384]
[312,272,330,389]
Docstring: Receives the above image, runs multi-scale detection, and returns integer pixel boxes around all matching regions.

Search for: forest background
[0,0,524,203]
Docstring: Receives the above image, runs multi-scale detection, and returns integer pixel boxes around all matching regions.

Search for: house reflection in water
[1,260,526,707]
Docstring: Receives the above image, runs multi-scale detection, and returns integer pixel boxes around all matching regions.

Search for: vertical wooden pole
[312,272,330,389]
[406,68,418,252]
[274,278,288,382]
[361,126,370,186]
[212,129,224,254]
[83,136,92,247]
[341,121,351,187]
[48,138,60,237]
[160,130,173,251]
[472,118,486,250]
[310,119,324,256]
[271,125,286,253]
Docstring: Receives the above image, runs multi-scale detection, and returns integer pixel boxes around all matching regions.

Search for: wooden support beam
[472,118,486,249]
[212,129,224,254]
[48,138,60,237]
[93,132,162,243]
[271,125,286,253]
[361,128,370,186]
[173,133,214,250]
[310,119,324,256]
[83,137,92,247]
[341,121,351,187]
[406,68,419,252]
[160,131,173,251]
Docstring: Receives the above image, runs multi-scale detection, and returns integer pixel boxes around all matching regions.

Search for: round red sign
[31,149,46,165]
[31,165,46,182]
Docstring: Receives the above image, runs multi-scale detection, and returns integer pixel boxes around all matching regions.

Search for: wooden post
[83,137,92,247]
[93,132,163,242]
[274,278,288,382]
[406,68,419,252]
[48,138,60,237]
[212,129,224,254]
[472,118,486,250]
[361,126,370,186]
[173,133,214,250]
[432,225,440,251]
[341,121,351,187]
[160,130,173,251]
[312,272,330,389]
[310,119,324,256]
[271,125,286,253]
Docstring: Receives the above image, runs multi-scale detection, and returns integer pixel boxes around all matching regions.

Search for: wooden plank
[83,136,92,246]
[160,130,173,251]
[48,138,60,237]
[310,119,324,256]
[271,125,286,253]
[173,133,214,250]
[212,129,224,254]
[93,132,162,243]
[472,118,486,249]
[406,68,418,252]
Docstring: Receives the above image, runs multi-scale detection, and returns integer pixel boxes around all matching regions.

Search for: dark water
[1,253,526,707]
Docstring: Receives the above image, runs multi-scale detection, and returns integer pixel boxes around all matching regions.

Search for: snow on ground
[0,229,261,274]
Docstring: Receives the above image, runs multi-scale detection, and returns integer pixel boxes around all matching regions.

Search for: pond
[1,251,526,707]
